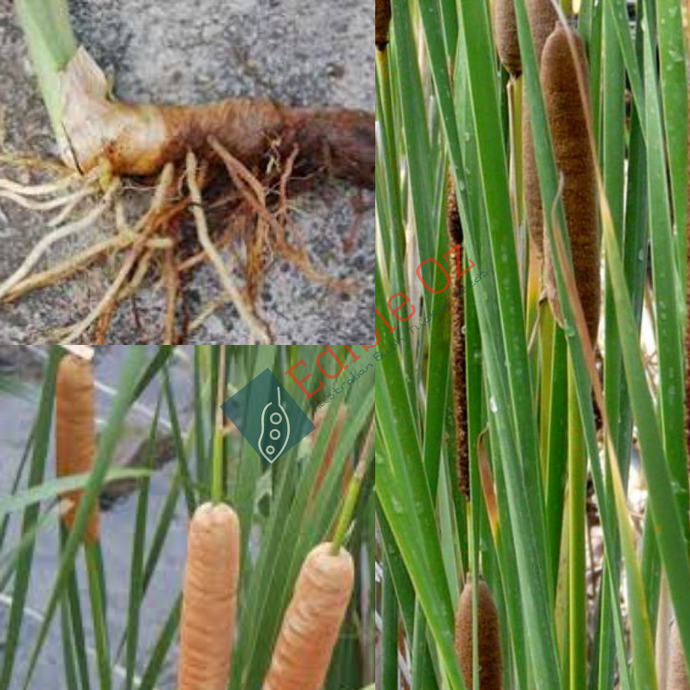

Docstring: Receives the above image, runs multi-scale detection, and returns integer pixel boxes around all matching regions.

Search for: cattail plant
[55,353,99,543]
[377,0,690,681]
[0,346,373,690]
[455,578,503,690]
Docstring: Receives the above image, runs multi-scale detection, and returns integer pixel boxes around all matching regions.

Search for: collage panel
[374,0,690,689]
[0,0,374,344]
[0,344,374,688]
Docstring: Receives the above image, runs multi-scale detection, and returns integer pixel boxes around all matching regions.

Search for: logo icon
[258,388,290,463]
[221,368,315,464]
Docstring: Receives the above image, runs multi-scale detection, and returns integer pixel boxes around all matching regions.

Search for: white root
[0,158,107,197]
[185,150,272,344]
[58,164,177,340]
[0,186,96,213]
[4,163,175,302]
[116,248,154,301]
[188,297,229,333]
[49,187,96,226]
[5,234,133,302]
[61,249,140,343]
[0,172,78,197]
[131,163,176,234]
[0,180,120,301]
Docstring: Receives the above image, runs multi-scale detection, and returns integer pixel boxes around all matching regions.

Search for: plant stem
[544,311,569,590]
[15,0,78,148]
[568,358,586,690]
[382,561,399,689]
[330,416,374,553]
[211,346,226,504]
[85,542,111,690]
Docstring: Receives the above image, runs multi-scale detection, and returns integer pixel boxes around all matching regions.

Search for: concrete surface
[0,0,374,344]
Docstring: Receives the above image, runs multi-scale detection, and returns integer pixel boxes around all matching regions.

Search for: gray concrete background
[0,0,374,344]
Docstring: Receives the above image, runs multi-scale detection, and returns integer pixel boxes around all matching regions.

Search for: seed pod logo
[258,388,291,464]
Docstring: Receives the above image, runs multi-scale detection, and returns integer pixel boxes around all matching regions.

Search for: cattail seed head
[540,25,600,345]
[56,354,99,544]
[522,0,560,255]
[455,578,503,690]
[177,502,241,690]
[523,107,543,254]
[526,0,559,62]
[448,181,469,499]
[494,0,522,77]
[376,0,392,51]
[263,543,355,690]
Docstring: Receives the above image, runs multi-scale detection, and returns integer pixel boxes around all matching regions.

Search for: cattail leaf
[655,0,689,279]
[640,4,690,530]
[0,468,150,522]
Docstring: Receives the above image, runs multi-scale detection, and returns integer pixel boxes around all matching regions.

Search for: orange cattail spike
[56,353,99,544]
[177,502,241,690]
[455,578,503,690]
[263,542,355,690]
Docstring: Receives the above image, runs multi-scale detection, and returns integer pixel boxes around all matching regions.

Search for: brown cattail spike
[523,108,543,253]
[263,543,354,690]
[668,619,690,690]
[56,354,99,544]
[522,0,560,254]
[448,181,469,500]
[541,25,600,345]
[455,578,503,690]
[376,0,392,51]
[177,502,241,690]
[527,0,559,61]
[494,0,522,77]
